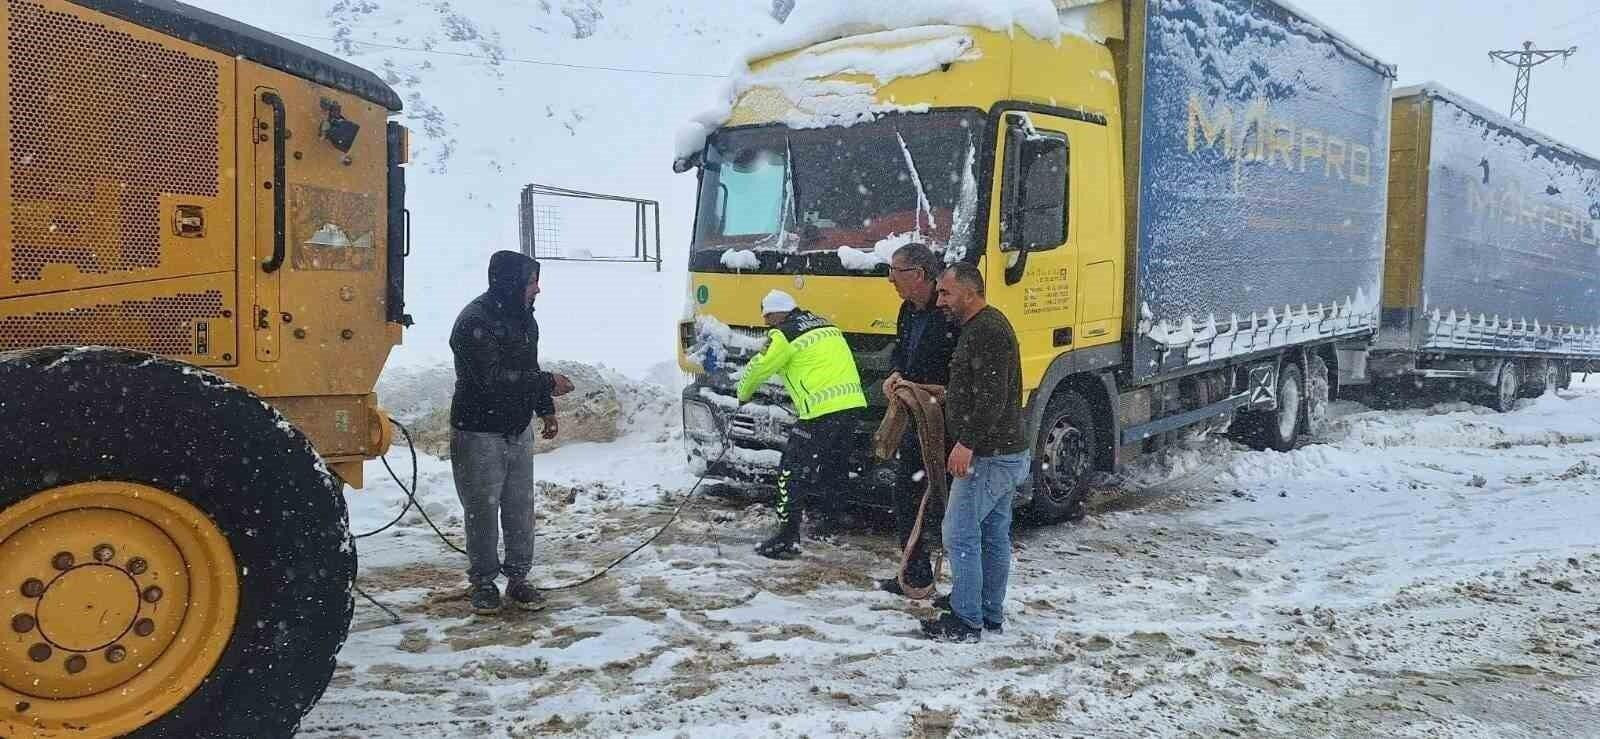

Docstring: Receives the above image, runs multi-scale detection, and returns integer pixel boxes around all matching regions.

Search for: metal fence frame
[518,183,662,272]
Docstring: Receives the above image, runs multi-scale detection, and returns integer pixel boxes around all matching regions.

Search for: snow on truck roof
[674,0,1395,161]
[1395,82,1600,168]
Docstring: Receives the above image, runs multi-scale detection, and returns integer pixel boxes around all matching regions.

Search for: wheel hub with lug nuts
[0,482,238,736]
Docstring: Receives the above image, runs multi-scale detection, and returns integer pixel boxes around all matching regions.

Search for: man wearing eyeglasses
[878,242,960,598]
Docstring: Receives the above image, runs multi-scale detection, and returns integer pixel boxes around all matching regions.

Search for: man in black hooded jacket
[450,250,573,614]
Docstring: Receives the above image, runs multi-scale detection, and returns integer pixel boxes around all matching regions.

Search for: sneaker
[930,594,1002,632]
[878,578,937,599]
[505,579,546,612]
[919,612,981,643]
[470,584,501,615]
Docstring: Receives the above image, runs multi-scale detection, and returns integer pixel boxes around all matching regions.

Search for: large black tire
[0,347,354,738]
[1303,354,1331,437]
[1237,361,1304,452]
[1489,361,1520,412]
[1027,390,1097,523]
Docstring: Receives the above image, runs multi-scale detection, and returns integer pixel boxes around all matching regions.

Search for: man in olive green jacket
[736,290,867,559]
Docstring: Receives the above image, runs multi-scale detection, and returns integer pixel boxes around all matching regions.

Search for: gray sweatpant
[450,427,537,587]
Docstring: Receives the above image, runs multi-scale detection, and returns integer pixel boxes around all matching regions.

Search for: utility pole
[1488,41,1578,124]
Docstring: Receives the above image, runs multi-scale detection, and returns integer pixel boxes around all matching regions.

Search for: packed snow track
[302,380,1600,737]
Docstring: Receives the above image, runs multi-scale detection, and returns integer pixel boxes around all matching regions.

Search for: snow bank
[376,360,679,458]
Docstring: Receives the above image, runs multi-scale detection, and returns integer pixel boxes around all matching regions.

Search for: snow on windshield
[691,111,981,274]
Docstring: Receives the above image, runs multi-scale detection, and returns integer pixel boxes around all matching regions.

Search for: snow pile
[742,0,1063,63]
[833,232,919,272]
[676,1,1063,158]
[719,249,762,271]
[377,360,679,458]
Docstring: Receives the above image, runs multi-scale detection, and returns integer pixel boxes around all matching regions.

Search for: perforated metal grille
[6,0,221,282]
[0,290,224,355]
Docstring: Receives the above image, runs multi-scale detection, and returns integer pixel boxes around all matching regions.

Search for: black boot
[756,517,801,560]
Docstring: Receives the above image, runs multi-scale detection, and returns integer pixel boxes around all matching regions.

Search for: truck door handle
[260,91,288,274]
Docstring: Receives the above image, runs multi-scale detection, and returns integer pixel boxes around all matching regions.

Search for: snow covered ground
[301,377,1600,737]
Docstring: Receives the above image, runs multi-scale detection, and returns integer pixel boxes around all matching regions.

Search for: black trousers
[894,428,944,588]
[775,408,864,526]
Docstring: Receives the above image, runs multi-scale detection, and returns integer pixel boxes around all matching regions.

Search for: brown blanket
[873,382,947,599]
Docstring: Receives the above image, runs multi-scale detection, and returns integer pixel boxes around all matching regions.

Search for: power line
[282,32,731,79]
[1549,7,1600,31]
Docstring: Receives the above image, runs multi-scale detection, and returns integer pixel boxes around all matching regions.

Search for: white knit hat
[761,290,798,314]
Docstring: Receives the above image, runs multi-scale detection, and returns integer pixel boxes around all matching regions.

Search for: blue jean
[942,451,1031,629]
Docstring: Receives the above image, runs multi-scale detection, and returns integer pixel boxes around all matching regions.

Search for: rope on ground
[353,416,731,627]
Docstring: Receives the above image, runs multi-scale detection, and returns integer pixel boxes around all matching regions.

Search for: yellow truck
[0,0,407,735]
[675,0,1395,521]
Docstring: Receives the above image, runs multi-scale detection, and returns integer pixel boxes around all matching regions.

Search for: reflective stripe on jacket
[735,310,867,420]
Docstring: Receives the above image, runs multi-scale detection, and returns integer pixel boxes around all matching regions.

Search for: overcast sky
[1296,0,1598,153]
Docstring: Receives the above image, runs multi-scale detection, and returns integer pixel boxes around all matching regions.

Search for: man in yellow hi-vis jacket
[737,290,868,559]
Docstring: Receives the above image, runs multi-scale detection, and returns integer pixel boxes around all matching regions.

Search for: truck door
[985,110,1111,390]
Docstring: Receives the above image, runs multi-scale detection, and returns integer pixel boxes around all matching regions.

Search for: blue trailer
[1375,84,1600,410]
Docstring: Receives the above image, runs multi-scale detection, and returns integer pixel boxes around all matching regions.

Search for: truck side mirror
[1001,115,1070,285]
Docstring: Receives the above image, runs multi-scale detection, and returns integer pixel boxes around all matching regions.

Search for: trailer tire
[1557,363,1573,391]
[1027,390,1097,523]
[1304,355,1331,437]
[1490,361,1520,412]
[0,347,353,739]
[1238,361,1304,452]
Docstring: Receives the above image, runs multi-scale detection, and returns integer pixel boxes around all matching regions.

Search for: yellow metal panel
[687,272,904,335]
[1383,93,1429,310]
[0,272,238,362]
[270,393,387,461]
[0,0,237,299]
[227,61,397,401]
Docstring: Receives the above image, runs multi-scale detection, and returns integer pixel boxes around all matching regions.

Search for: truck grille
[5,0,221,283]
[0,289,225,355]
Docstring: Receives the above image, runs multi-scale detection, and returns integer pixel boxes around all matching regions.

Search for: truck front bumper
[680,384,896,509]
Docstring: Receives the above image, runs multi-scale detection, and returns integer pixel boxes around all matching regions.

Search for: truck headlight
[683,401,720,438]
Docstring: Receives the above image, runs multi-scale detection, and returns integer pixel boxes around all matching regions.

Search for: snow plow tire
[0,347,354,739]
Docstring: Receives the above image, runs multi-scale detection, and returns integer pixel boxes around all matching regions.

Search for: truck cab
[676,16,1125,516]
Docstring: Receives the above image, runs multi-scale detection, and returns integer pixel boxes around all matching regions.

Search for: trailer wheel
[1239,362,1304,452]
[1490,361,1520,412]
[1536,362,1559,397]
[1028,390,1097,523]
[0,347,354,739]
[1557,363,1573,391]
[1304,355,1331,437]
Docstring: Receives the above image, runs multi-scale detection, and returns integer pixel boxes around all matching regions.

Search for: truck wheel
[1537,363,1559,397]
[1304,355,1331,437]
[0,347,354,739]
[1028,390,1096,523]
[1490,361,1520,412]
[1239,362,1304,452]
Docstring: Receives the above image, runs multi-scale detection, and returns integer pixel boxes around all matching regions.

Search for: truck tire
[0,347,354,739]
[1304,354,1331,437]
[1490,361,1520,412]
[1238,361,1304,452]
[1027,390,1096,523]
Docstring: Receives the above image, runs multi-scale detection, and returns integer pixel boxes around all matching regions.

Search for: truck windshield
[691,111,985,275]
